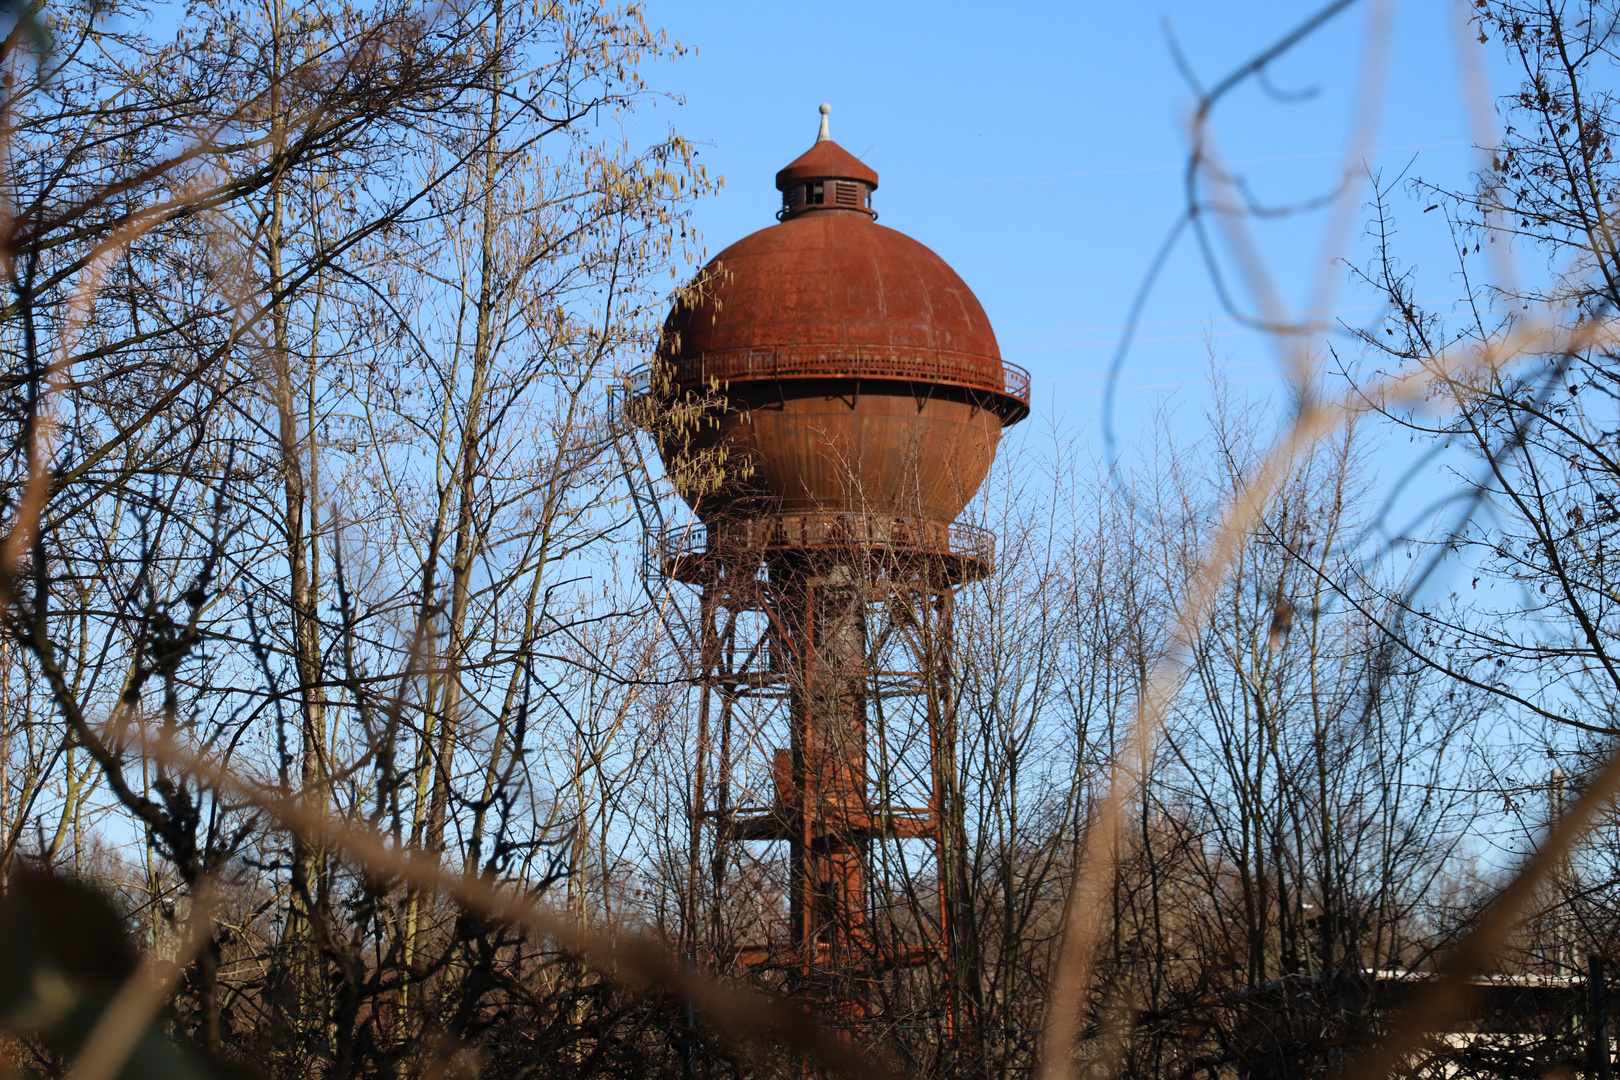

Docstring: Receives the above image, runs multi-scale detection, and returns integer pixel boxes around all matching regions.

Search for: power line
[886,140,1473,189]
[1044,374,1279,396]
[1002,298,1468,338]
[1010,328,1282,353]
[707,141,1473,199]
[1033,360,1275,383]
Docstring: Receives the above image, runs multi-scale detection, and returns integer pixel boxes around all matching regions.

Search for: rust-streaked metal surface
[654,163,1029,528]
[659,345,1029,421]
[668,391,1003,524]
[661,211,1008,398]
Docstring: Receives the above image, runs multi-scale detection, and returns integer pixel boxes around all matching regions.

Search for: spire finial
[816,103,831,143]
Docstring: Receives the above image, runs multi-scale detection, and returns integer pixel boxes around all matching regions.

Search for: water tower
[642,106,1028,1026]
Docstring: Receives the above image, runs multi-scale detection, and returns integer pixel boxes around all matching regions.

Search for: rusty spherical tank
[650,110,1028,560]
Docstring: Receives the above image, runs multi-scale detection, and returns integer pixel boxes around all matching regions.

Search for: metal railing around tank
[626,344,1032,422]
[654,514,996,580]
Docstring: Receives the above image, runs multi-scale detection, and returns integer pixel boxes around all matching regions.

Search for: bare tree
[0,0,716,1076]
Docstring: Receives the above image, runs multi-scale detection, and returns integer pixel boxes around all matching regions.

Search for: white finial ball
[815,103,832,143]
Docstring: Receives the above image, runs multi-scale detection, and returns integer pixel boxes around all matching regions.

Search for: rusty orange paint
[655,137,1028,529]
[654,122,1023,1022]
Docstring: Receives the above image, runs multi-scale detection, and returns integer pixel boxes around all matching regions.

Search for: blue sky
[626,1,1577,859]
[636,0,1495,497]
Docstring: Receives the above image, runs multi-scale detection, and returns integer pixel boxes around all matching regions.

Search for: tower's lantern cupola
[775,104,878,219]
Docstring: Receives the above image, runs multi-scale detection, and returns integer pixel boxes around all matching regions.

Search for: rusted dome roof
[661,114,1027,421]
[649,107,1028,551]
[669,212,1000,363]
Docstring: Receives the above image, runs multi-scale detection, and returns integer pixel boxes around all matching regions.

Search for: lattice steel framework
[665,515,984,1028]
